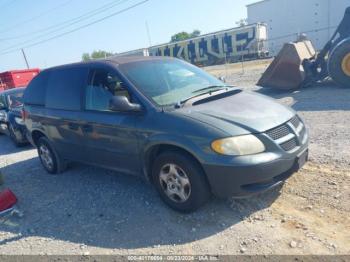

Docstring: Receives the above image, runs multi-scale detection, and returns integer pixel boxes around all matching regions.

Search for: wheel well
[145,144,205,183]
[31,130,46,146]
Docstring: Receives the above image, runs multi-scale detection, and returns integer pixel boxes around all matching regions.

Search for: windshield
[119,59,225,106]
[7,91,24,108]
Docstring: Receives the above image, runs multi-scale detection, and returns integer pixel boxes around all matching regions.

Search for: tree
[82,50,114,61]
[236,18,248,27]
[170,30,201,43]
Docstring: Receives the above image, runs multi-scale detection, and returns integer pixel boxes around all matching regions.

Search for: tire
[328,39,350,88]
[152,151,211,212]
[8,123,23,147]
[37,137,66,174]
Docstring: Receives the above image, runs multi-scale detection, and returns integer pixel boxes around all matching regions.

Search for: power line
[0,0,128,41]
[0,0,74,34]
[0,0,131,51]
[0,0,150,56]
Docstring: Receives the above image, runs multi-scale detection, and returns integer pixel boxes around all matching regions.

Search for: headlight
[211,135,265,156]
[14,117,24,125]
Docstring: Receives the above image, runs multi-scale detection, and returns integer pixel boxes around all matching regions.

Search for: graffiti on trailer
[149,26,256,65]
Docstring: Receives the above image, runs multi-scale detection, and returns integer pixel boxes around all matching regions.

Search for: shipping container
[0,69,40,92]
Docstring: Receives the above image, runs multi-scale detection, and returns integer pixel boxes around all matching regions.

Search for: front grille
[290,115,301,128]
[266,125,290,140]
[280,138,298,151]
[265,115,306,152]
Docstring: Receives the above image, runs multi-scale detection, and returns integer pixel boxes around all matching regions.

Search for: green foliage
[170,30,201,43]
[236,18,248,27]
[82,50,114,61]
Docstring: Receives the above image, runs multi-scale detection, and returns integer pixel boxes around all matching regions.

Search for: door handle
[82,125,93,133]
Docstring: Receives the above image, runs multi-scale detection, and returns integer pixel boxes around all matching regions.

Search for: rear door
[44,66,89,162]
[80,66,141,175]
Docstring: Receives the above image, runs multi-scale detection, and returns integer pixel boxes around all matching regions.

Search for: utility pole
[145,21,152,47]
[21,49,30,69]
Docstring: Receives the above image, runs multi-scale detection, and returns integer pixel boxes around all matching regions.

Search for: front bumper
[203,147,308,198]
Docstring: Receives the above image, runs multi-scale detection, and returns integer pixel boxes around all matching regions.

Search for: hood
[176,91,295,135]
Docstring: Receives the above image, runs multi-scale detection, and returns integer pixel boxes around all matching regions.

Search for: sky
[0,0,258,71]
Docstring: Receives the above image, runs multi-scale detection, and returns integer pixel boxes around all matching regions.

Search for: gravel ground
[0,60,349,255]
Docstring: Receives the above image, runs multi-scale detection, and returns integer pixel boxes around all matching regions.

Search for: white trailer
[247,0,350,55]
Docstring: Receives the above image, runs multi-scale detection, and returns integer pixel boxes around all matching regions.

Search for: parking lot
[0,60,349,255]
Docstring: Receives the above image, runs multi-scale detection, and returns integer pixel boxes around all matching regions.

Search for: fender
[140,132,209,181]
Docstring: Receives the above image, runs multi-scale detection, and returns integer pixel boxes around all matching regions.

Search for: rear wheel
[37,137,66,174]
[152,151,211,212]
[328,40,350,88]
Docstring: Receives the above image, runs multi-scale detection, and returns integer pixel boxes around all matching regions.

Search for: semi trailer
[115,23,269,67]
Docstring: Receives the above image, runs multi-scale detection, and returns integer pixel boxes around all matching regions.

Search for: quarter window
[46,67,87,110]
[85,69,131,111]
[23,71,49,106]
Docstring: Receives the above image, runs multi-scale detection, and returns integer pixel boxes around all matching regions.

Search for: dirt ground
[0,59,349,255]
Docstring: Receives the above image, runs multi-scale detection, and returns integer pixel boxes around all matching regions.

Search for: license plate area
[297,149,308,169]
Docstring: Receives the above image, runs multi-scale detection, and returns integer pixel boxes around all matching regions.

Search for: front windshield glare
[120,59,224,106]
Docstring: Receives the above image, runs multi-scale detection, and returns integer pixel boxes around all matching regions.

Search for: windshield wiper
[175,85,235,108]
[191,85,234,94]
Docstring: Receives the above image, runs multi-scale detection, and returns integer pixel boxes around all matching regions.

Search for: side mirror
[0,102,5,110]
[109,96,142,112]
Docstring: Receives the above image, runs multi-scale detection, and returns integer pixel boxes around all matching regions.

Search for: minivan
[23,57,309,212]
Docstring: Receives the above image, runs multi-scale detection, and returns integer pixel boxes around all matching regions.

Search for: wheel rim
[39,144,54,170]
[341,53,350,77]
[159,163,191,203]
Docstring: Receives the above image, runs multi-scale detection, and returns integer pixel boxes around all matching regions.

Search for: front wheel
[152,151,211,212]
[328,39,350,88]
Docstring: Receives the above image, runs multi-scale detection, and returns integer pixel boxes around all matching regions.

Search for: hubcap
[159,164,191,203]
[39,145,54,170]
[341,53,350,77]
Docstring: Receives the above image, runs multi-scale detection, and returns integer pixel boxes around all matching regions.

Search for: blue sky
[0,0,257,71]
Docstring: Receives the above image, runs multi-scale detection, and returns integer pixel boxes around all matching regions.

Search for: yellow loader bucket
[258,41,316,89]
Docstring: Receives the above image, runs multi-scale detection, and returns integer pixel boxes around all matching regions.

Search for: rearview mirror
[218,76,226,83]
[109,96,141,112]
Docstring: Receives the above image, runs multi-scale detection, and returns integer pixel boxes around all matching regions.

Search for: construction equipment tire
[328,39,350,88]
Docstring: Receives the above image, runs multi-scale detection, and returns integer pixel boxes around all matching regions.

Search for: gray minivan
[23,57,309,212]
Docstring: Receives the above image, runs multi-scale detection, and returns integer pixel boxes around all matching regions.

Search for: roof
[106,55,174,65]
[246,0,270,7]
[0,87,25,95]
[44,56,176,72]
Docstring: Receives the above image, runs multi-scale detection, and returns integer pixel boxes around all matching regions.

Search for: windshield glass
[7,90,24,108]
[119,59,225,106]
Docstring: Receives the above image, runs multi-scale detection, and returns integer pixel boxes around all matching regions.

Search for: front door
[80,67,141,175]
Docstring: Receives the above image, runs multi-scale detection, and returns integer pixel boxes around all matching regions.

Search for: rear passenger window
[23,71,49,106]
[46,67,87,110]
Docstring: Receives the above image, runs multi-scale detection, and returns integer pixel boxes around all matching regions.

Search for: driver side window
[85,69,131,111]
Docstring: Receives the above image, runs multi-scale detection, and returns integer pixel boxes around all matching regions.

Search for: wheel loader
[258,7,350,90]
